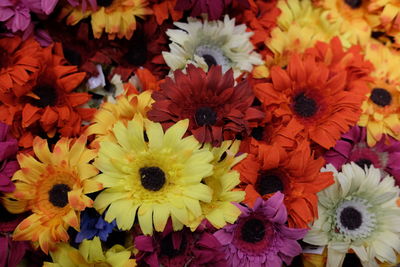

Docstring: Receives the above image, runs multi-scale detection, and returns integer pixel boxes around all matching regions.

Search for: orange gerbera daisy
[2,136,102,253]
[0,43,96,149]
[0,36,42,97]
[254,49,366,150]
[235,140,334,229]
[368,0,400,45]
[149,0,182,25]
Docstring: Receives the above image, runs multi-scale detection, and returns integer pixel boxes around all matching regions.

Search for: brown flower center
[30,85,58,108]
[97,0,113,7]
[48,184,71,208]
[195,107,217,126]
[354,158,373,168]
[202,54,217,69]
[370,88,392,107]
[139,167,166,191]
[344,0,362,8]
[241,218,265,243]
[293,92,318,118]
[63,47,82,66]
[340,207,362,230]
[256,172,284,196]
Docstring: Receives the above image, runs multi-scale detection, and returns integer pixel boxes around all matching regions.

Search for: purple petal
[214,230,233,245]
[41,0,58,14]
[8,8,30,32]
[0,7,14,21]
[134,236,155,252]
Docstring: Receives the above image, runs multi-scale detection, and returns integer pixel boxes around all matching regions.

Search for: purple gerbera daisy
[214,193,306,267]
[324,126,400,185]
[135,220,227,267]
[0,122,18,193]
[0,235,31,267]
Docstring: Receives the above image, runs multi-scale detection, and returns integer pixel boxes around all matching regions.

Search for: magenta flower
[135,220,227,267]
[214,193,306,267]
[0,0,58,33]
[0,235,31,267]
[324,126,400,185]
[174,0,250,20]
[0,123,18,193]
[67,0,97,12]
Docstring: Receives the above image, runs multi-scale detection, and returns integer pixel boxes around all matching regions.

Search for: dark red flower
[175,0,250,20]
[147,65,264,145]
[135,220,227,267]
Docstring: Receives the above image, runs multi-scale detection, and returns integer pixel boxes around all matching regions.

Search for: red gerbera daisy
[0,43,96,148]
[147,65,264,145]
[234,140,334,229]
[47,22,112,78]
[0,36,42,97]
[254,49,366,150]
[108,17,171,81]
[175,0,250,20]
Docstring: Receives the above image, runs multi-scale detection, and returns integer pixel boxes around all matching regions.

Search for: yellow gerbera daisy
[313,0,380,45]
[3,136,102,253]
[43,236,136,267]
[368,1,400,45]
[254,0,350,78]
[86,90,154,148]
[59,0,152,40]
[93,115,214,235]
[187,140,246,230]
[359,40,400,146]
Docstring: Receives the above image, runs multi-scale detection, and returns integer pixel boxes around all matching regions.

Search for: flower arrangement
[0,0,400,267]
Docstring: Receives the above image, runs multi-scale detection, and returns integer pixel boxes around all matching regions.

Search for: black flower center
[344,0,362,8]
[241,218,265,243]
[139,167,166,191]
[97,0,113,7]
[355,158,373,168]
[48,184,71,208]
[125,38,147,66]
[31,85,58,108]
[195,107,217,126]
[63,47,82,66]
[293,92,318,118]
[256,173,284,196]
[370,88,392,107]
[160,233,186,258]
[340,207,363,230]
[251,126,264,141]
[202,54,217,69]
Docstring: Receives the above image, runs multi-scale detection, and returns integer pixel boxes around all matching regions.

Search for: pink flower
[0,123,18,193]
[0,235,31,267]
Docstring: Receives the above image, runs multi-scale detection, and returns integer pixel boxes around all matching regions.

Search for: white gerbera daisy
[162,15,262,78]
[304,163,400,267]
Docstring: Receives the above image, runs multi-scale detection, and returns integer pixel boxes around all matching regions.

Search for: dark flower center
[31,85,58,108]
[256,172,284,196]
[251,126,264,141]
[48,184,71,208]
[97,0,113,7]
[340,207,362,230]
[293,92,318,118]
[139,167,166,191]
[344,0,362,8]
[355,158,373,168]
[160,233,186,258]
[202,54,217,69]
[370,88,392,107]
[241,218,265,243]
[125,38,147,66]
[195,107,217,126]
[63,47,82,66]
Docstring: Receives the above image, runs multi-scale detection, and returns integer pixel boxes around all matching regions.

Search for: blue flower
[75,208,116,243]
